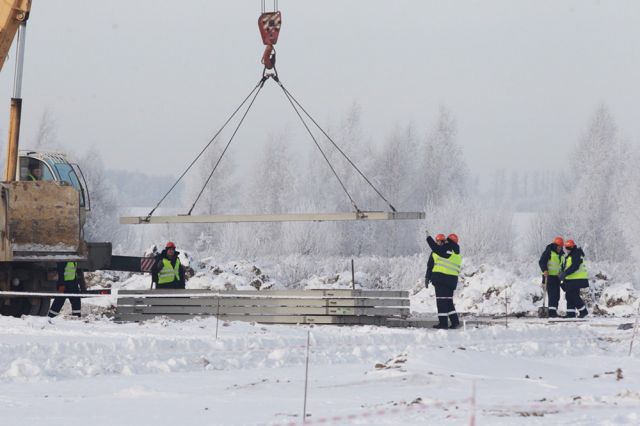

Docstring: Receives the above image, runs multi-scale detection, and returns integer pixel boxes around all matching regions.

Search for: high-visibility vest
[158,258,181,284]
[547,251,563,276]
[64,262,77,281]
[432,252,462,277]
[563,255,588,280]
[28,173,37,181]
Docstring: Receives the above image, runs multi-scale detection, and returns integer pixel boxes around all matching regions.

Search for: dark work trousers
[433,280,459,328]
[547,275,561,316]
[49,282,81,318]
[156,280,181,290]
[564,283,587,318]
[564,280,587,318]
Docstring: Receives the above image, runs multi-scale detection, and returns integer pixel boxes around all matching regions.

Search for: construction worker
[27,165,41,181]
[48,261,84,318]
[559,239,589,318]
[538,236,565,317]
[151,241,186,289]
[425,231,462,329]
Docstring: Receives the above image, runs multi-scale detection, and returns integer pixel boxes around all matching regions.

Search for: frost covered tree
[34,109,59,149]
[243,130,299,255]
[77,148,122,243]
[560,105,629,262]
[370,123,421,255]
[185,143,238,255]
[617,147,640,262]
[420,106,468,208]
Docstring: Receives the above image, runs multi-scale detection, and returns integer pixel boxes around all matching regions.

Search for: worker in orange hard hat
[538,236,565,317]
[425,234,446,287]
[151,241,186,289]
[425,230,462,329]
[559,239,589,318]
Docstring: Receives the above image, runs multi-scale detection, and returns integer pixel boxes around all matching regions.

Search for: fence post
[215,296,221,340]
[504,287,509,328]
[303,330,311,423]
[629,305,640,357]
[351,259,355,290]
[468,380,476,426]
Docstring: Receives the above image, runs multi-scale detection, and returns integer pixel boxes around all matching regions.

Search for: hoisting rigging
[122,2,424,225]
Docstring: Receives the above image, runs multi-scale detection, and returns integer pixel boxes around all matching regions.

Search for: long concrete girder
[120,211,425,225]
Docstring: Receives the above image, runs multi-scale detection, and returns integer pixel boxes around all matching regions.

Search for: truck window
[19,157,54,181]
[53,163,87,207]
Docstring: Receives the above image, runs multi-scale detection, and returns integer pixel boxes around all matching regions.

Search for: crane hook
[258,9,281,71]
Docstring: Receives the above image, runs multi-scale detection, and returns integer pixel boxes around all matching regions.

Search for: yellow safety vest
[432,252,462,277]
[64,262,77,281]
[158,258,181,284]
[547,251,563,276]
[28,173,37,181]
[563,255,588,280]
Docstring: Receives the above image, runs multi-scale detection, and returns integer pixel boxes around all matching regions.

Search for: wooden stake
[468,380,476,426]
[629,306,640,357]
[303,329,311,423]
[215,296,220,340]
[505,287,509,328]
[351,259,355,290]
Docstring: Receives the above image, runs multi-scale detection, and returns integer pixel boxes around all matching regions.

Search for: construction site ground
[1,313,639,426]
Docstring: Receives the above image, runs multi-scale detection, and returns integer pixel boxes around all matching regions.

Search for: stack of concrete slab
[115,289,411,326]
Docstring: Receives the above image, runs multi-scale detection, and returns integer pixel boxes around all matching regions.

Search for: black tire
[0,297,29,317]
[26,297,51,317]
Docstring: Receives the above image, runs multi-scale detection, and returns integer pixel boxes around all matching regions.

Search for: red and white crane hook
[258,0,281,71]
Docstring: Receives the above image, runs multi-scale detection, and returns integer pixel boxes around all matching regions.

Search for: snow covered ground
[3,255,639,425]
[1,314,640,425]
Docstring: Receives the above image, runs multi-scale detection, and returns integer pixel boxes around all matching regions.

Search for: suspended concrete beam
[120,211,425,225]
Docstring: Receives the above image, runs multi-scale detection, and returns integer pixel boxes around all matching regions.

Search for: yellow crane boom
[0,0,30,72]
[0,0,31,181]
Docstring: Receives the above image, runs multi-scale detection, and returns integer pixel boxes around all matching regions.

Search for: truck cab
[18,150,90,209]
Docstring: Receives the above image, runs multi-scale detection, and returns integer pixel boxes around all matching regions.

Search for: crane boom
[0,0,31,72]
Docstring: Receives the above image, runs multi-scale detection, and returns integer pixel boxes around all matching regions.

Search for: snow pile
[598,281,639,316]
[188,258,275,291]
[301,270,369,289]
[92,258,276,292]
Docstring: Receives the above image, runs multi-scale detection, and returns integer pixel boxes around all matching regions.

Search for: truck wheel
[0,298,28,317]
[27,297,51,316]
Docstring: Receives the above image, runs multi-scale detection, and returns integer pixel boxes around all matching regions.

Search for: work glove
[558,272,566,281]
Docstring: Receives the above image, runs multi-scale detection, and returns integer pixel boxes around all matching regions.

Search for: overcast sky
[0,0,638,180]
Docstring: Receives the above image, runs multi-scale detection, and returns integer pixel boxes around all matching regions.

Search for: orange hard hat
[564,239,576,249]
[447,233,459,244]
[435,233,446,242]
[553,236,564,247]
[165,241,176,249]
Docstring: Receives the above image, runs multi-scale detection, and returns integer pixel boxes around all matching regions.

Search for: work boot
[432,316,449,329]
[578,307,589,318]
[548,310,558,318]
[562,312,576,319]
[449,313,460,329]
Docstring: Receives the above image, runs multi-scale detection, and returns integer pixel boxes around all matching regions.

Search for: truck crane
[0,1,424,316]
[0,0,148,316]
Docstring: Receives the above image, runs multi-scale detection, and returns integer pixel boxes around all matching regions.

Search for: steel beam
[120,211,425,225]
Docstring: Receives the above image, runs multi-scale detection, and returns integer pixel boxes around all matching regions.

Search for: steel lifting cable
[261,0,278,14]
[144,78,265,221]
[187,77,268,215]
[274,77,361,212]
[277,82,397,213]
